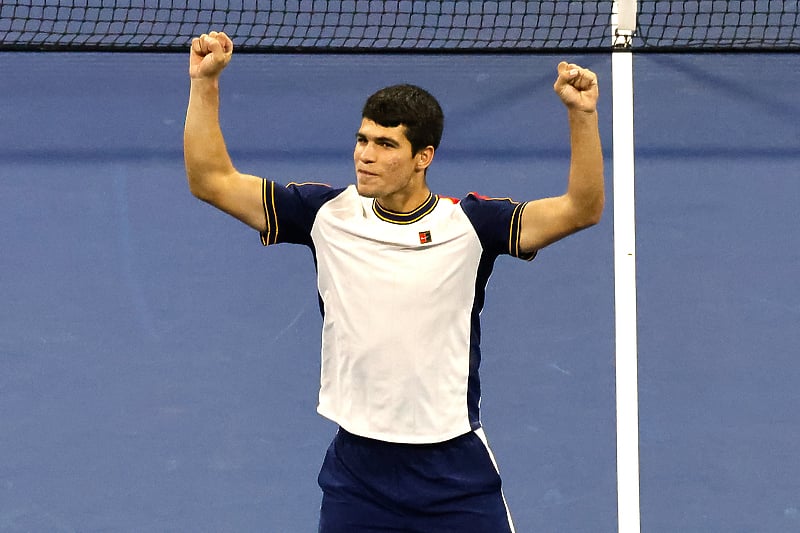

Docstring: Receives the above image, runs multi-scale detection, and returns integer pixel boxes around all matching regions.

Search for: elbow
[184,151,236,203]
[186,171,207,200]
[185,165,238,205]
[574,194,605,230]
[184,154,203,199]
[184,157,225,202]
[587,196,605,226]
[185,169,217,203]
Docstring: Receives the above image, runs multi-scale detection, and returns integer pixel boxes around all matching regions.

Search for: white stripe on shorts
[474,428,516,533]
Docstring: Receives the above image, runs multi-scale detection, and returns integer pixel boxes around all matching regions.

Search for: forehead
[357,118,409,143]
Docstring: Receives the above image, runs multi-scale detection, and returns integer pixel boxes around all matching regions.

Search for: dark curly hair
[361,84,444,155]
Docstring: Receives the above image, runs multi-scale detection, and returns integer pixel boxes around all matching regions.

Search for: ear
[415,146,435,171]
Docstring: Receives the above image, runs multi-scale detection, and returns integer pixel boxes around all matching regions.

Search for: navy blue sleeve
[260,180,345,247]
[459,192,536,261]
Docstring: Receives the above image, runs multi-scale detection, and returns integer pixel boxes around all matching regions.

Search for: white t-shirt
[261,181,534,444]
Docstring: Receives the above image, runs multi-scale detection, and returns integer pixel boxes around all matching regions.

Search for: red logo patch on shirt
[418,230,432,244]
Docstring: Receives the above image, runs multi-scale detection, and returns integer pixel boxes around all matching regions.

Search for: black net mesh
[638,1,800,50]
[1,1,798,52]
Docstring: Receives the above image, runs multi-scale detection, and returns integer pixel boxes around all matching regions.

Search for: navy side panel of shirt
[458,193,535,431]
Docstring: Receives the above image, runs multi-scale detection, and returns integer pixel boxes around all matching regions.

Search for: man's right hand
[189,31,233,80]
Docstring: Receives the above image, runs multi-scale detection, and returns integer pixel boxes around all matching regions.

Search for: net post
[611,2,641,533]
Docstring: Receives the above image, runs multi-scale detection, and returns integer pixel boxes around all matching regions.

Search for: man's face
[353,118,422,200]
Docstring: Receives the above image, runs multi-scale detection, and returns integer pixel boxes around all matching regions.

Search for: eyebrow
[355,132,401,147]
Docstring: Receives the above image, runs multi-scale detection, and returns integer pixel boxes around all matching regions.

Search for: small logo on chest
[418,230,432,244]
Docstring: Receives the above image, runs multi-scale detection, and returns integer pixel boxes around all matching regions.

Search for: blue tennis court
[1,42,798,533]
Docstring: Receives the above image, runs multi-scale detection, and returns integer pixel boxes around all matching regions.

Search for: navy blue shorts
[317,427,515,533]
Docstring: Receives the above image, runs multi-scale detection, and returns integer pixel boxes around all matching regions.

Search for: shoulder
[266,180,349,214]
[459,192,526,219]
[283,181,347,203]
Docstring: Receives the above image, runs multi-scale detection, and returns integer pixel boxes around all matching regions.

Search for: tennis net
[1,1,798,52]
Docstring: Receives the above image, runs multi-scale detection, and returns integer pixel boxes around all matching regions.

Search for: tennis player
[184,31,603,532]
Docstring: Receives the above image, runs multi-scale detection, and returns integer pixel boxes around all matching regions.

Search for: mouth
[356,169,379,180]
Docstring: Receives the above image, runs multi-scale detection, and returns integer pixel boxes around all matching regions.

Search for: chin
[355,182,380,198]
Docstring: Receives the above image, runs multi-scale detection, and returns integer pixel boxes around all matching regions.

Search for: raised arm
[184,31,266,231]
[518,61,605,253]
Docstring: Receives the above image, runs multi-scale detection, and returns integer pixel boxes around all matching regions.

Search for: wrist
[190,75,220,86]
[190,76,221,97]
[567,107,598,122]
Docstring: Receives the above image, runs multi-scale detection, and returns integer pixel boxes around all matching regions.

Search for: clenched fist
[189,31,234,80]
[553,61,599,113]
